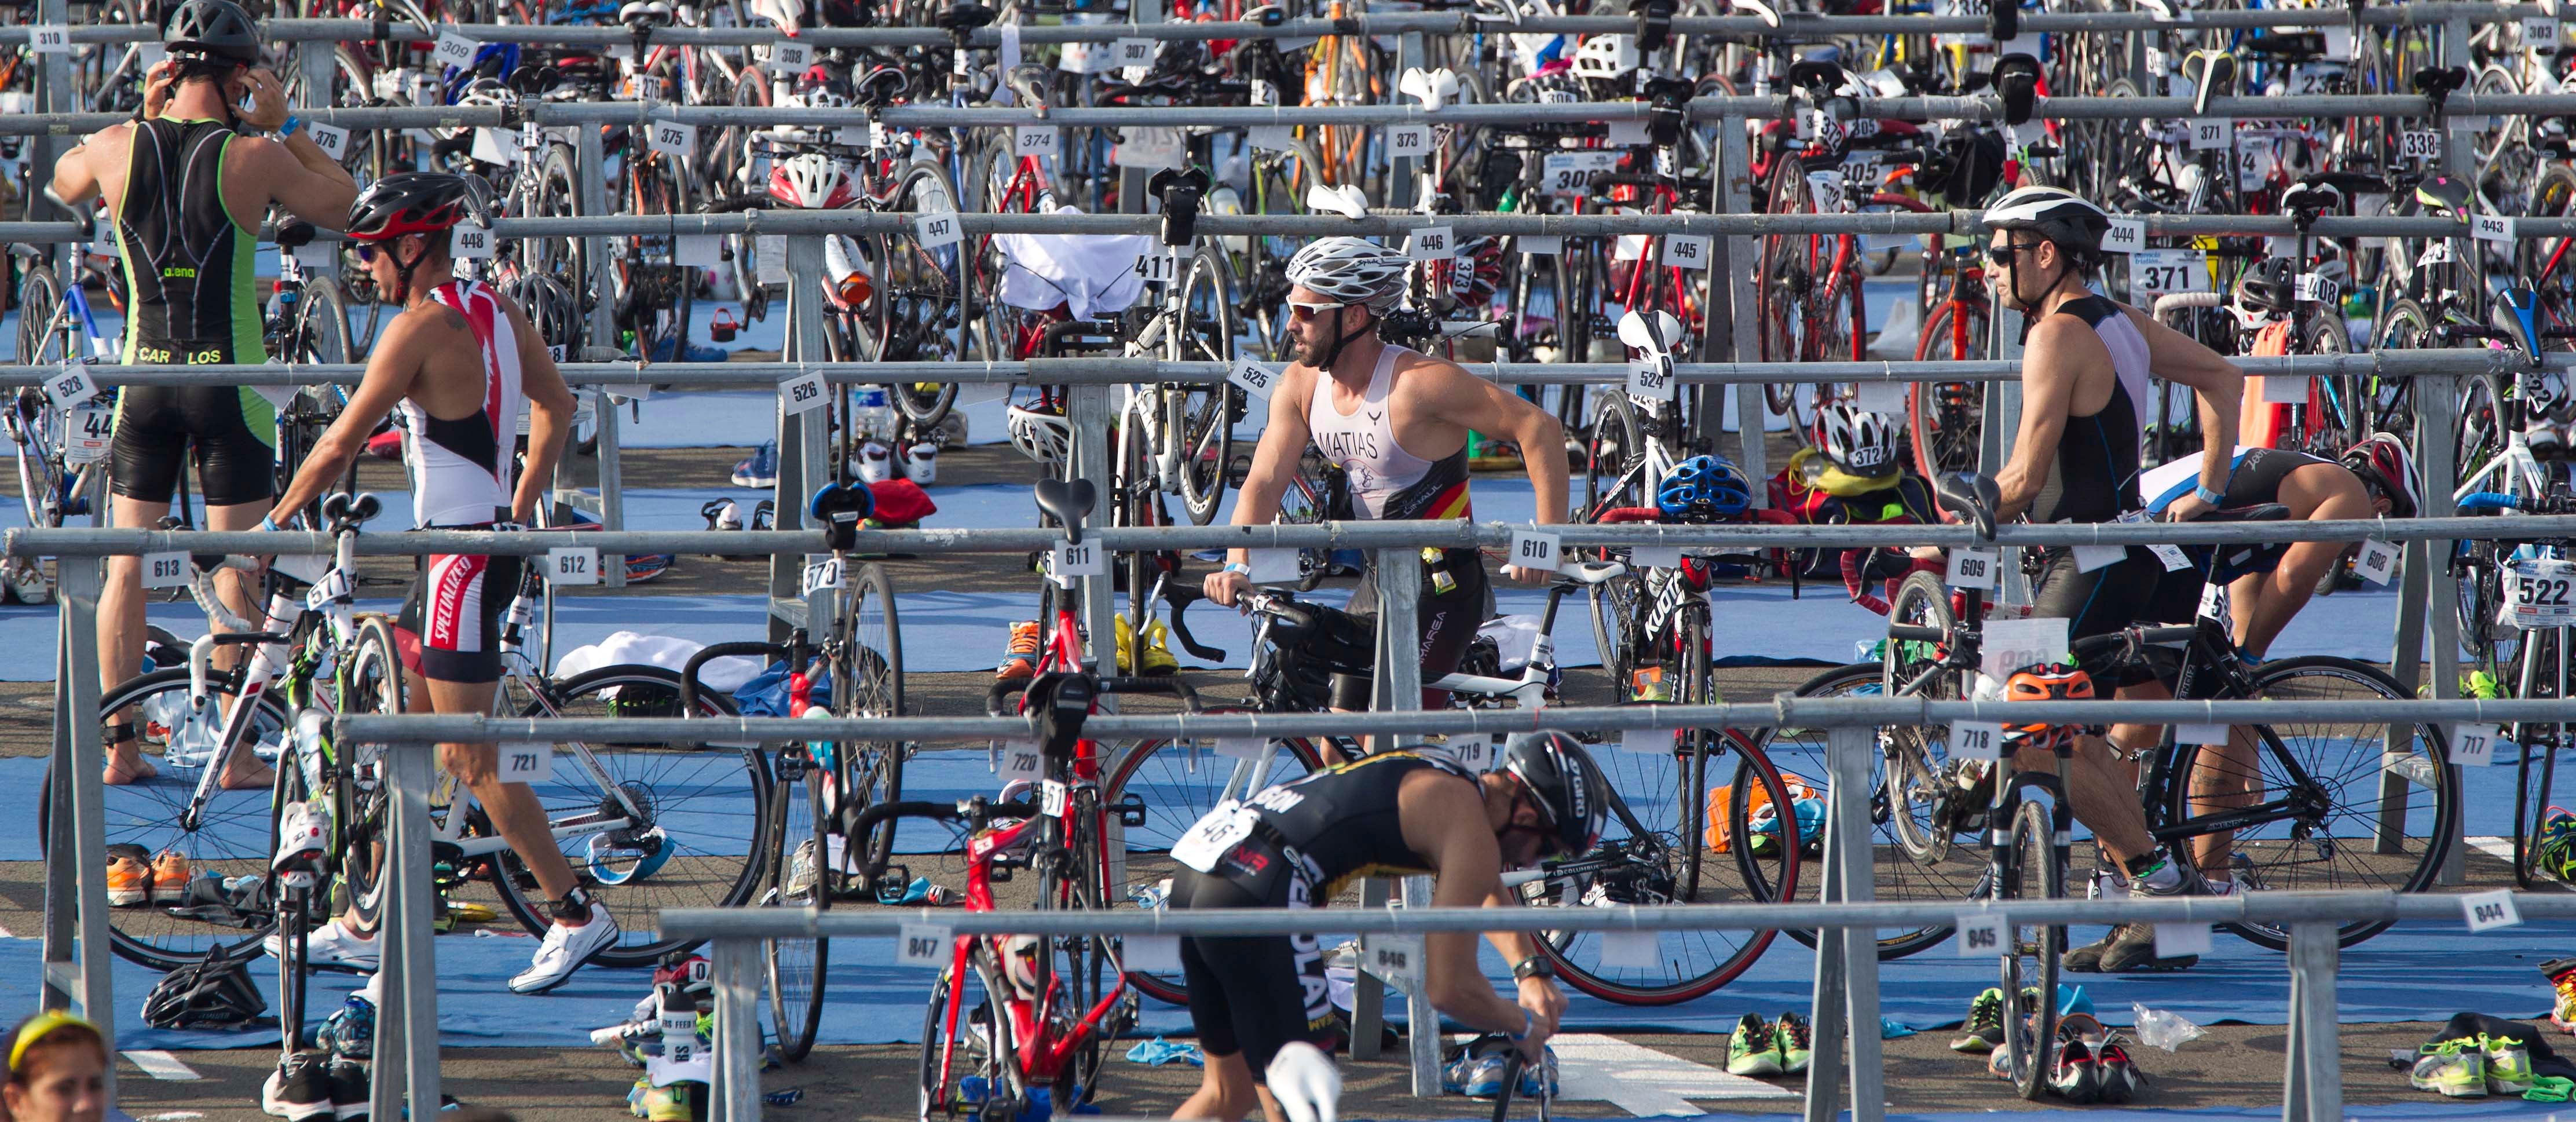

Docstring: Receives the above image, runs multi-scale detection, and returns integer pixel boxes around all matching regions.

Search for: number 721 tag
[499,741,552,783]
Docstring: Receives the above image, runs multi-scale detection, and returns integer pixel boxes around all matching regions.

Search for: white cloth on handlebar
[555,630,766,693]
[993,204,1149,319]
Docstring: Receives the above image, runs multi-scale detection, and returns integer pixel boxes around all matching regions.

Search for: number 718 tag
[499,741,552,783]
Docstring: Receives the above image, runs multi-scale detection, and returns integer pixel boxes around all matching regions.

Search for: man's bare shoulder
[1388,345,1484,400]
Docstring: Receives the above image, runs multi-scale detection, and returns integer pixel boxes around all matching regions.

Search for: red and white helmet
[768,153,857,210]
[2341,432,2421,518]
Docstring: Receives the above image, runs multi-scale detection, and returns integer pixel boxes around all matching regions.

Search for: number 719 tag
[499,741,552,783]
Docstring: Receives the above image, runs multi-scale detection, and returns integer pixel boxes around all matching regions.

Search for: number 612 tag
[499,741,552,783]
[547,546,599,586]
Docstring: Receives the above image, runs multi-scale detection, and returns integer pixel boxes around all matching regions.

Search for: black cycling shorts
[1170,835,1340,1073]
[396,550,524,684]
[1333,546,1493,710]
[2029,546,2201,686]
[109,385,277,507]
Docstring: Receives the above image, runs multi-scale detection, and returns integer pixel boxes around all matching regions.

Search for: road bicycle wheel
[920,947,1019,1120]
[324,616,404,938]
[1881,572,1963,864]
[888,163,967,427]
[530,144,592,320]
[1583,394,1645,514]
[836,562,908,876]
[1742,661,1973,959]
[1998,794,2062,1102]
[766,751,827,1063]
[42,667,294,969]
[1038,792,1118,1105]
[492,664,770,966]
[290,278,353,367]
[1100,731,1326,1005]
[1587,567,1646,701]
[2512,628,2570,889]
[2159,656,2458,950]
[1177,381,1237,528]
[619,149,696,364]
[17,264,61,364]
[1906,299,1988,478]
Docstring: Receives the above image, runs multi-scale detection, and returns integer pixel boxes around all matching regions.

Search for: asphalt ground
[2,444,2530,1121]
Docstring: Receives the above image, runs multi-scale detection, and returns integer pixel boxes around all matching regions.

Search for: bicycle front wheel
[2161,656,2458,950]
[496,664,770,966]
[767,752,828,1063]
[1999,794,2062,1102]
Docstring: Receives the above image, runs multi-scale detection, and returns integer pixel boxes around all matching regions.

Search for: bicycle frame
[925,810,1133,1103]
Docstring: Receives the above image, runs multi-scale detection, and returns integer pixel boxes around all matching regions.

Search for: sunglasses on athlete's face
[1288,299,1346,321]
[1984,240,2046,268]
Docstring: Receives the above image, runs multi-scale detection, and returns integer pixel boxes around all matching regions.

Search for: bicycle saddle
[1148,167,1210,246]
[1786,59,1846,94]
[2132,0,2173,22]
[1990,53,2043,126]
[1986,0,2017,42]
[1631,0,1677,51]
[274,217,319,250]
[1245,2,1287,23]
[1399,66,1461,109]
[2185,49,2235,117]
[1305,182,1370,220]
[320,492,382,532]
[935,1,996,30]
[1615,308,1683,365]
[1035,478,1097,543]
[1729,0,1781,30]
[808,481,877,553]
[2413,174,2473,215]
[40,186,92,242]
[855,65,910,107]
[2493,287,2543,355]
[2413,66,2470,97]
[2278,181,2341,219]
[1934,472,2002,540]
[617,0,674,25]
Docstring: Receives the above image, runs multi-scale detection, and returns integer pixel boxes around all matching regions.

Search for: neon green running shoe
[1728,1013,1784,1076]
[2412,1038,2489,1098]
[1776,1010,1813,1075]
[2483,1032,2535,1094]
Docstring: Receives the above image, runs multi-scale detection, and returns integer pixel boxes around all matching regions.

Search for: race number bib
[1170,801,1260,872]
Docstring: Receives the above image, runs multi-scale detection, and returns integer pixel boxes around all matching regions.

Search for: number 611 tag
[499,741,552,783]
[1052,539,1106,581]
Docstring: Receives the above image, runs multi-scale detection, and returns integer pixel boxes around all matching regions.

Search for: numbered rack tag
[1448,736,1496,772]
[1124,933,1182,973]
[800,554,846,597]
[1245,547,1299,583]
[1133,248,1181,286]
[997,739,1043,780]
[1619,726,1674,754]
[2153,919,2214,959]
[433,30,480,69]
[1385,123,1433,159]
[2102,217,2146,255]
[1950,719,2004,762]
[1631,544,1682,569]
[44,363,95,411]
[500,741,553,783]
[1053,539,1106,579]
[1854,379,1906,413]
[2475,214,2519,245]
[63,401,111,465]
[1362,933,1424,988]
[2294,272,2339,304]
[451,225,495,260]
[1980,616,2069,678]
[1662,234,1711,271]
[1518,235,1563,257]
[2509,558,2576,626]
[2187,117,2232,151]
[2451,722,2498,767]
[1626,359,1675,402]
[914,211,962,250]
[2176,722,2231,747]
[1114,36,1155,67]
[27,24,68,53]
[2463,888,2523,932]
[1214,736,1267,760]
[305,121,352,163]
[1510,527,1561,571]
[1945,547,1999,590]
[1247,125,1296,152]
[2530,13,2563,46]
[1228,357,1279,402]
[647,117,696,159]
[769,39,812,72]
[1954,911,2004,956]
[140,551,189,590]
[547,546,601,586]
[778,371,829,418]
[898,922,953,966]
[1406,225,1454,261]
[2355,538,2400,585]
[1013,125,1059,158]
[1597,929,1658,968]
[2401,129,2442,163]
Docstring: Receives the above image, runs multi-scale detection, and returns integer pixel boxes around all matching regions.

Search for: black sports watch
[1511,956,1554,982]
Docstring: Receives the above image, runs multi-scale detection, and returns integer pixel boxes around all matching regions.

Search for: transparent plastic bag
[2132,1003,2207,1051]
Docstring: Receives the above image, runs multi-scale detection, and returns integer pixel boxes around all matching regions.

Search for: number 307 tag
[500,741,552,783]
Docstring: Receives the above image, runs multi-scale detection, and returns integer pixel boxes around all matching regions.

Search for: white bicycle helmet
[1816,403,1902,480]
[1984,185,2113,257]
[1284,236,1407,312]
[769,152,855,210]
[1008,401,1073,464]
[1570,34,1639,79]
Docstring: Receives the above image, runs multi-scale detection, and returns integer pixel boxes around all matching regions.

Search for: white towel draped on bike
[991,204,1150,319]
[556,631,766,694]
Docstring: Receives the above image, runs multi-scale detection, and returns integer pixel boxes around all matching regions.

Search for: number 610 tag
[1510,528,1561,569]
[499,741,552,783]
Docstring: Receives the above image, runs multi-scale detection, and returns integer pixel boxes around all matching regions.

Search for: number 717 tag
[499,741,552,783]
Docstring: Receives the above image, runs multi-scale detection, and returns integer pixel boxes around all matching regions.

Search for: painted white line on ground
[120,1050,200,1081]
[1546,1032,1795,1116]
[2468,835,2515,864]
[139,1113,206,1120]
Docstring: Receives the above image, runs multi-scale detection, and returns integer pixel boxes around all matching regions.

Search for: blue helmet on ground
[1657,455,1753,521]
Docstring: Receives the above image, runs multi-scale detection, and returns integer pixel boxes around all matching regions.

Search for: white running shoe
[508,902,620,994]
[264,919,381,971]
[856,440,894,484]
[273,802,327,874]
[902,442,938,485]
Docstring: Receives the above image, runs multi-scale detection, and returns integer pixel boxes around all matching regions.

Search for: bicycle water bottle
[787,670,813,718]
[853,383,895,444]
[497,593,536,660]
[654,982,696,1069]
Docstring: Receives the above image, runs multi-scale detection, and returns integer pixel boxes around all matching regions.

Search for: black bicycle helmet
[2234,257,2296,315]
[139,946,268,1030]
[164,0,262,65]
[1500,731,1611,859]
[347,172,475,243]
[503,273,581,354]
